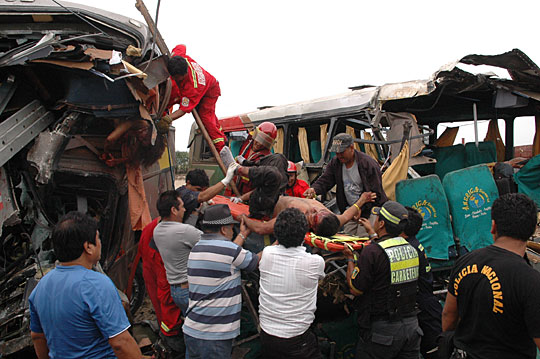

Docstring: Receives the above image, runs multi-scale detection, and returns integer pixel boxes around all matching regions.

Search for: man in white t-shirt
[258,208,325,359]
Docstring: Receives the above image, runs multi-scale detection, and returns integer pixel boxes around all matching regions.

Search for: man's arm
[305,159,338,198]
[534,338,540,351]
[198,181,226,203]
[108,330,142,359]
[197,163,238,203]
[242,215,276,235]
[442,292,459,331]
[233,218,251,246]
[31,331,49,359]
[336,192,376,226]
[342,247,363,296]
[169,108,186,120]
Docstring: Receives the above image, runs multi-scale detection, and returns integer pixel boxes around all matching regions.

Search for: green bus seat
[465,141,497,166]
[310,140,322,163]
[433,144,466,180]
[514,154,540,208]
[443,164,499,252]
[396,175,455,260]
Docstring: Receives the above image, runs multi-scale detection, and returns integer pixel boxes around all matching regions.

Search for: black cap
[202,204,239,226]
[372,201,408,225]
[329,133,354,153]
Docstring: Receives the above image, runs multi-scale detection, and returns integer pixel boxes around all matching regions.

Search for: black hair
[167,56,188,76]
[379,216,407,237]
[156,190,181,218]
[404,206,423,237]
[491,193,537,241]
[274,208,309,248]
[186,169,210,188]
[314,212,340,237]
[52,211,98,262]
[201,224,222,233]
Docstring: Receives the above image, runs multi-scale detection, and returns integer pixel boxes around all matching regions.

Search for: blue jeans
[184,334,233,359]
[170,284,189,316]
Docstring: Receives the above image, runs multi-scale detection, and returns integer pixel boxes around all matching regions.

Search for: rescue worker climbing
[235,121,277,195]
[285,161,309,198]
[158,44,226,151]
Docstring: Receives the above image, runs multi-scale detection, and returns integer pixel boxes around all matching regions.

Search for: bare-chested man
[242,190,376,237]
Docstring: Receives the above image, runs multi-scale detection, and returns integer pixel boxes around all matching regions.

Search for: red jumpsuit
[285,178,310,198]
[138,218,182,336]
[168,45,226,151]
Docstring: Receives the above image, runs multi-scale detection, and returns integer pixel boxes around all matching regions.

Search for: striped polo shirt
[183,233,258,340]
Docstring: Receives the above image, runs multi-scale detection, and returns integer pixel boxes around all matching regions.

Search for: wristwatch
[368,233,378,239]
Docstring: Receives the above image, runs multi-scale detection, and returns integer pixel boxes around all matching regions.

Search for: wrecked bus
[0,1,175,356]
[187,49,540,357]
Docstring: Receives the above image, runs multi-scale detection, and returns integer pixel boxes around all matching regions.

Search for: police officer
[343,201,422,359]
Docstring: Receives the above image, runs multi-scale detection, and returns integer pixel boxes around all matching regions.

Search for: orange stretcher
[212,195,369,252]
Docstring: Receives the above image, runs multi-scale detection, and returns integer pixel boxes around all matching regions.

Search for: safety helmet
[287,161,297,173]
[253,122,277,150]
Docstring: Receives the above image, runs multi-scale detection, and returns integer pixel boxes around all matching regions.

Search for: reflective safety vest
[378,236,420,318]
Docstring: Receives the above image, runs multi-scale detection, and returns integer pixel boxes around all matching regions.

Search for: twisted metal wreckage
[1,0,540,357]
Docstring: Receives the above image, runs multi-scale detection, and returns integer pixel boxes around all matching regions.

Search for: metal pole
[134,0,170,56]
[473,103,479,147]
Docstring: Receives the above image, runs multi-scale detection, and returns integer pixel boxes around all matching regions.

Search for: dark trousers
[356,316,422,359]
[248,165,285,219]
[260,328,322,359]
[418,295,442,359]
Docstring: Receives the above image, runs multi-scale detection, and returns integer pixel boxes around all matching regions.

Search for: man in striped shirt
[183,204,259,359]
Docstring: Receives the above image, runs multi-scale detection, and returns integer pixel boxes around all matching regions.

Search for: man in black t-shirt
[442,193,540,359]
[344,201,422,359]
[403,207,442,359]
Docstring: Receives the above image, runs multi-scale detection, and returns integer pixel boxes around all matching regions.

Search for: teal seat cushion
[396,175,454,260]
[514,154,540,208]
[443,165,499,252]
[433,144,467,180]
[465,141,497,166]
[310,140,321,163]
[230,140,242,157]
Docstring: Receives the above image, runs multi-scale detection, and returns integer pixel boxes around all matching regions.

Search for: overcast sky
[85,0,538,150]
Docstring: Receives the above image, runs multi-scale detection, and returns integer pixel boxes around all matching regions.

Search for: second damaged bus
[186,48,540,358]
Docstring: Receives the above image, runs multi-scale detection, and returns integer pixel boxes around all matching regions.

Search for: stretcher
[212,195,369,252]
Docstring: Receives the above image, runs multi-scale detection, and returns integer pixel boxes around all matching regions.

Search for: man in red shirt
[159,44,226,151]
[284,161,309,198]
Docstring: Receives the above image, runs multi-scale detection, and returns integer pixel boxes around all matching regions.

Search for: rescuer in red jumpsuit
[284,161,310,198]
[158,44,226,151]
[234,122,277,195]
[138,219,184,354]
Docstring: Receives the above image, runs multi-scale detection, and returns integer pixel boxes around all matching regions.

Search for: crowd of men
[26,47,540,359]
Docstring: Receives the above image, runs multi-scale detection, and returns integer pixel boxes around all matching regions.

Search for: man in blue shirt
[28,211,141,359]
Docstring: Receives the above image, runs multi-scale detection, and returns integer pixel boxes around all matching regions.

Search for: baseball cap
[329,133,354,153]
[371,201,408,225]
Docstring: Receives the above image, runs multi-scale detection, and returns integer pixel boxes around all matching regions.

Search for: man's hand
[240,217,251,238]
[358,191,376,206]
[303,187,317,199]
[221,163,240,186]
[358,217,375,236]
[342,246,354,259]
[156,115,173,134]
[230,197,243,204]
[236,155,246,165]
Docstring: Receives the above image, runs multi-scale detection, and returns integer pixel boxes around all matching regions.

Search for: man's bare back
[274,196,328,217]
